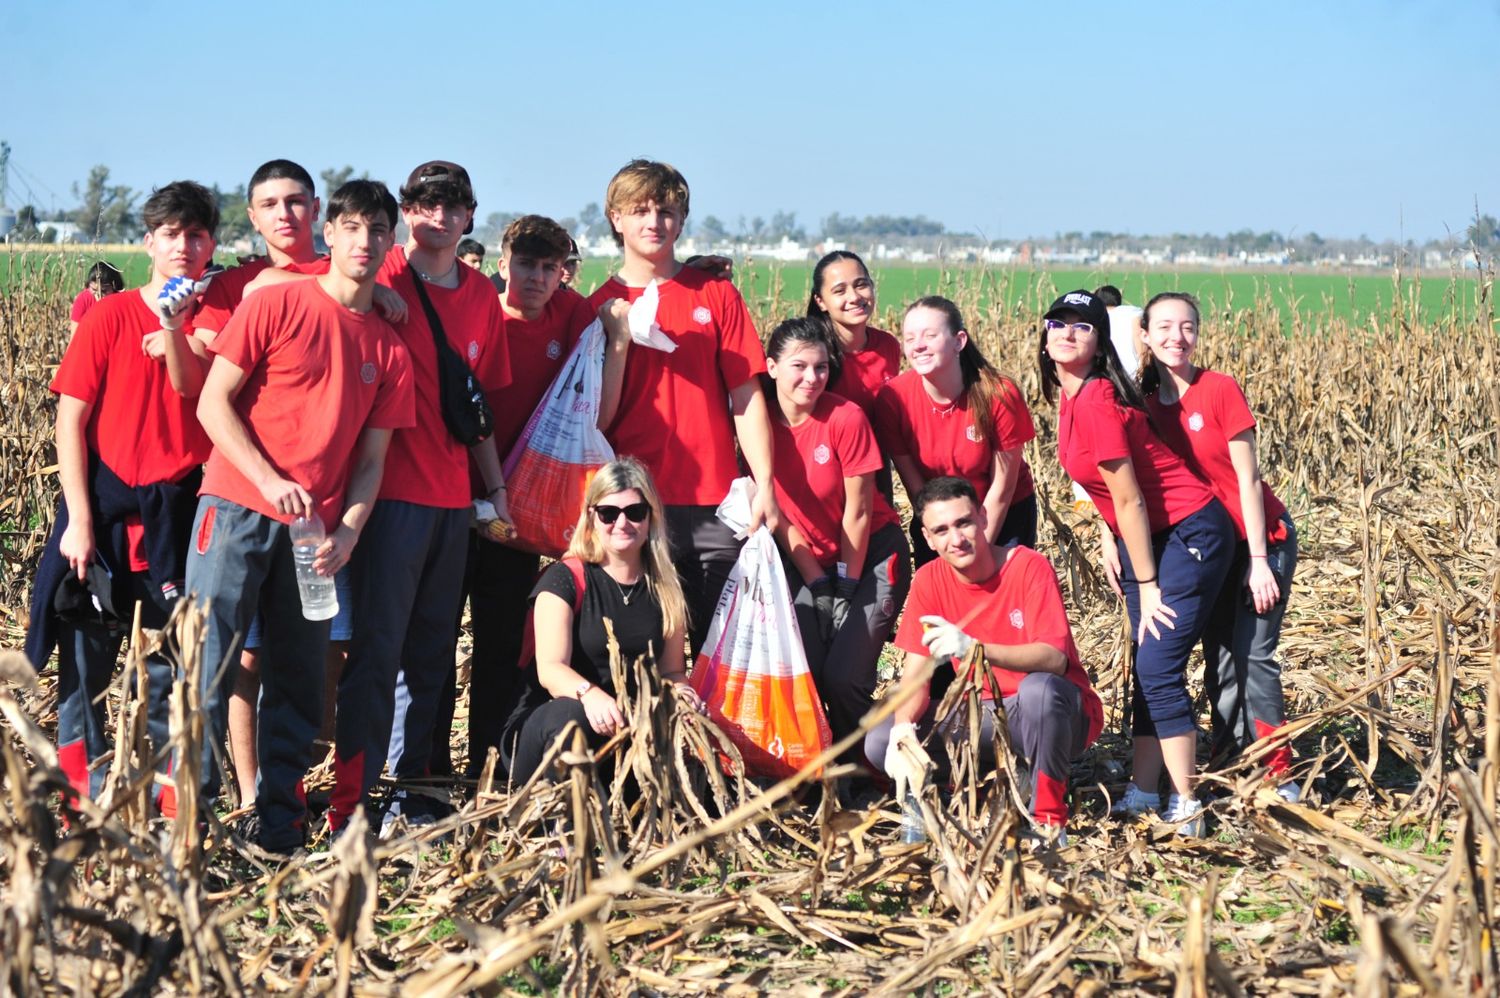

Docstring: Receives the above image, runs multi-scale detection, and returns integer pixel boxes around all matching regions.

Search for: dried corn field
[1,253,1499,996]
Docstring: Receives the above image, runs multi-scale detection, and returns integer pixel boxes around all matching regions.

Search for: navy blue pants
[186,497,330,852]
[1119,500,1235,739]
[55,574,173,805]
[330,500,468,828]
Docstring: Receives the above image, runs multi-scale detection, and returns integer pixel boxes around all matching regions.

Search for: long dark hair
[760,315,841,403]
[1136,291,1202,398]
[905,296,1014,449]
[1037,305,1147,411]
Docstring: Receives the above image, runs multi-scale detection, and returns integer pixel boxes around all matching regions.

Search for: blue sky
[3,0,1496,242]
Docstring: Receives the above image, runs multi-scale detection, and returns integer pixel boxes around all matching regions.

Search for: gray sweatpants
[864,672,1090,825]
[1203,515,1298,768]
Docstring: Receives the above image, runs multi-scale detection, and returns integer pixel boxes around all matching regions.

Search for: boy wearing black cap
[328,161,513,832]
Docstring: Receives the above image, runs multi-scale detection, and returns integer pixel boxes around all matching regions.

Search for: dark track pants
[864,672,1091,825]
[55,574,173,806]
[1119,500,1235,740]
[791,522,911,765]
[1204,515,1297,772]
[431,537,541,778]
[665,505,746,658]
[330,501,468,829]
[187,497,329,852]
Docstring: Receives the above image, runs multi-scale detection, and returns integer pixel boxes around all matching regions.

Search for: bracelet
[1135,575,1158,585]
[1249,554,1268,560]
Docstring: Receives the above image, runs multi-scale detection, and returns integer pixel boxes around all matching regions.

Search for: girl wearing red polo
[1040,288,1235,836]
[1141,292,1299,800]
[874,296,1037,567]
[764,317,911,770]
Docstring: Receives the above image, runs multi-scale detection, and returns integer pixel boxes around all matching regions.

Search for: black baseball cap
[400,160,477,233]
[1044,289,1111,338]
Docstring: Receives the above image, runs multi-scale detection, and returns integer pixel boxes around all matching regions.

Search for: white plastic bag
[691,515,831,778]
[501,318,616,556]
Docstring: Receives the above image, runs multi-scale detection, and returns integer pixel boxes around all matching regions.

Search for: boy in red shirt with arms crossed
[188,180,415,855]
[592,159,779,652]
[29,181,220,806]
[867,477,1103,843]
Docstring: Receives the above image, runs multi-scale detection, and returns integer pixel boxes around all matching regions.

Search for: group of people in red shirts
[27,155,1297,854]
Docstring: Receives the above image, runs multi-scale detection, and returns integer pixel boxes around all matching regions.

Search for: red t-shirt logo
[692,306,712,325]
[1188,412,1205,432]
[546,339,562,360]
[1009,608,1025,629]
[360,362,377,385]
[812,444,831,465]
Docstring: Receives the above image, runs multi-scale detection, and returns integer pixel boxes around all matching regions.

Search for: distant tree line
[5,165,1497,265]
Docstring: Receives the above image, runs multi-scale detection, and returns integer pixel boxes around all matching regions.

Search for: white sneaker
[1165,794,1206,837]
[1275,780,1302,804]
[1110,783,1161,818]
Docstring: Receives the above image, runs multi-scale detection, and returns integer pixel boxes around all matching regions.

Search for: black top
[531,561,665,695]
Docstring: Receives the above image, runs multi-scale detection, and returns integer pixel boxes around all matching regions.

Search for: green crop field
[4,245,1486,328]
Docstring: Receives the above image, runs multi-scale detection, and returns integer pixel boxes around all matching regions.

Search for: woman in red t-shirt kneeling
[1140,292,1299,800]
[763,318,911,777]
[1040,289,1235,836]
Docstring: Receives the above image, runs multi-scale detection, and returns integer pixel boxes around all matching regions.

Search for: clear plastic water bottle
[900,790,927,844]
[289,513,338,621]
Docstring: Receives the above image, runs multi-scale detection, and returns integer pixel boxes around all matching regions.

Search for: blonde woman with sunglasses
[508,457,694,781]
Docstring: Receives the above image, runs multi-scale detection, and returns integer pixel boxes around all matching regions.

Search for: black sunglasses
[594,502,651,525]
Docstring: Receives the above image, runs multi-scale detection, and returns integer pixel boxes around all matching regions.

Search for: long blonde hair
[564,457,688,638]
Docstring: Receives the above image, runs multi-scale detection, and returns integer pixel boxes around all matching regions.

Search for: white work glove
[883,722,929,804]
[919,615,977,662]
[155,265,223,329]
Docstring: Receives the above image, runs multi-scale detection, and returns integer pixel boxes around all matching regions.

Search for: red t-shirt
[200,280,415,527]
[893,545,1103,744]
[376,247,512,508]
[52,291,212,487]
[771,392,901,568]
[828,326,901,415]
[1058,377,1214,536]
[586,268,766,505]
[492,287,596,458]
[1146,370,1289,544]
[70,290,97,323]
[873,369,1036,503]
[195,257,331,333]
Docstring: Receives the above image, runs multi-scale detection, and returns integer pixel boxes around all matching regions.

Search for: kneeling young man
[867,477,1103,837]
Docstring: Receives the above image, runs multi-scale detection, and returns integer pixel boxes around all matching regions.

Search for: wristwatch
[575,680,594,700]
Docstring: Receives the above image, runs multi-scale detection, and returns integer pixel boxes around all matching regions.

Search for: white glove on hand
[883,722,926,804]
[919,615,977,662]
[155,265,224,328]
